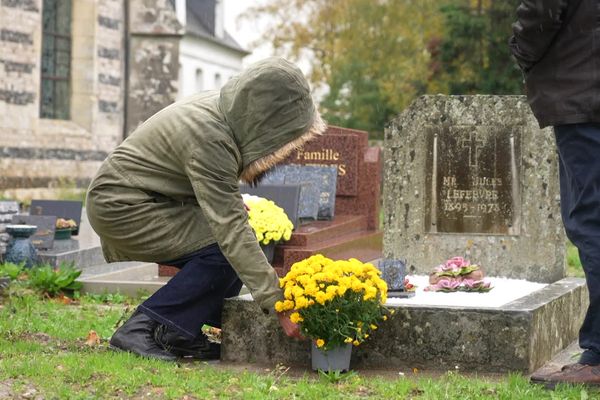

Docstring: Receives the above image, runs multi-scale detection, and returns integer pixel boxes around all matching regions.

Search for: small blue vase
[5,224,39,268]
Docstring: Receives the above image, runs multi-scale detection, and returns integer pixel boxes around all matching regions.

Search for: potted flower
[55,218,77,240]
[275,254,390,372]
[242,194,294,262]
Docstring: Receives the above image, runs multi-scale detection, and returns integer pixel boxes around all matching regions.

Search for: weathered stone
[125,36,181,134]
[97,46,120,60]
[0,147,108,161]
[0,0,127,192]
[1,0,39,12]
[98,73,121,86]
[129,0,183,35]
[0,59,34,74]
[0,201,18,213]
[0,29,33,44]
[221,278,587,372]
[0,89,35,105]
[383,96,565,282]
[98,100,118,113]
[98,15,120,30]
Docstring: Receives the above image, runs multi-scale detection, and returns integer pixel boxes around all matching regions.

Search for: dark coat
[509,0,600,128]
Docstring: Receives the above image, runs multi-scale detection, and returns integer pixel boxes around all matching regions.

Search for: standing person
[86,57,325,361]
[510,0,600,388]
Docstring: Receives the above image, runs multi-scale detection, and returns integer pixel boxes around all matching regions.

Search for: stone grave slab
[11,215,56,250]
[240,184,302,228]
[263,165,337,220]
[266,126,383,275]
[30,200,83,235]
[383,95,565,283]
[221,277,587,372]
[78,262,169,297]
[37,210,104,268]
[261,168,319,221]
[283,126,381,230]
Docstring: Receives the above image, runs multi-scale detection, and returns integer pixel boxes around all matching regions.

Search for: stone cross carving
[460,131,485,168]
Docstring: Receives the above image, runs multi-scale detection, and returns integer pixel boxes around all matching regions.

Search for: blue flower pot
[5,224,39,268]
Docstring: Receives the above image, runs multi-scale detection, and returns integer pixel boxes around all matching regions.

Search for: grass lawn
[0,283,593,399]
[567,242,584,278]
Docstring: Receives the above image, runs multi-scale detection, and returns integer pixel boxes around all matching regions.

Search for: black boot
[154,324,220,360]
[109,310,177,361]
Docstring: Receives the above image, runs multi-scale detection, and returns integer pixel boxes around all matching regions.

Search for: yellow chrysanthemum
[243,194,294,246]
[275,254,392,345]
[290,312,303,324]
[316,339,325,348]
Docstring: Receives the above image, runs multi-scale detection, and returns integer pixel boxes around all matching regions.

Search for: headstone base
[38,238,104,268]
[221,278,587,373]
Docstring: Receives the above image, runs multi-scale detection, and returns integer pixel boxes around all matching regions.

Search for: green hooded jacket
[86,57,321,312]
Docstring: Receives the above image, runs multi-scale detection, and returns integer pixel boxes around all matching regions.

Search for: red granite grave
[158,125,382,277]
[271,125,383,276]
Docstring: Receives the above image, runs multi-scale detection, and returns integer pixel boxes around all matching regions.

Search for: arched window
[40,0,72,119]
[214,73,222,88]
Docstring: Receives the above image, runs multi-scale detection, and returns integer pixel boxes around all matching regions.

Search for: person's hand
[277,311,305,340]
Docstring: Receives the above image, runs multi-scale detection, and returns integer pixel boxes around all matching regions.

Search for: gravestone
[219,96,587,374]
[384,95,565,283]
[11,215,56,250]
[262,165,337,220]
[271,125,383,275]
[240,184,302,228]
[283,126,381,230]
[30,200,83,236]
[260,169,320,221]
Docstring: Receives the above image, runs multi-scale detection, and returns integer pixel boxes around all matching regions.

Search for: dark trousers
[555,123,600,365]
[138,243,242,340]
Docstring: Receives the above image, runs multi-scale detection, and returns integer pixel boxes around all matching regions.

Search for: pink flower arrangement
[433,256,481,278]
[425,257,493,293]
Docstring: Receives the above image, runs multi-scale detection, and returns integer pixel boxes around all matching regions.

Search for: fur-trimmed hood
[218,57,326,182]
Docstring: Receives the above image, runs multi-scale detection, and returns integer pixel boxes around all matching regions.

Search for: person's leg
[110,243,242,360]
[554,123,600,365]
[139,243,242,337]
[531,123,600,387]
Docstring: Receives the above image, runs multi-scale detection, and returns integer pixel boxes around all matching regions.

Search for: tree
[243,0,443,138]
[244,0,523,138]
[428,0,524,95]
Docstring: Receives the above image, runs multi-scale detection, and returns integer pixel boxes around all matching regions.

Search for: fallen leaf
[85,330,100,347]
[57,295,73,305]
